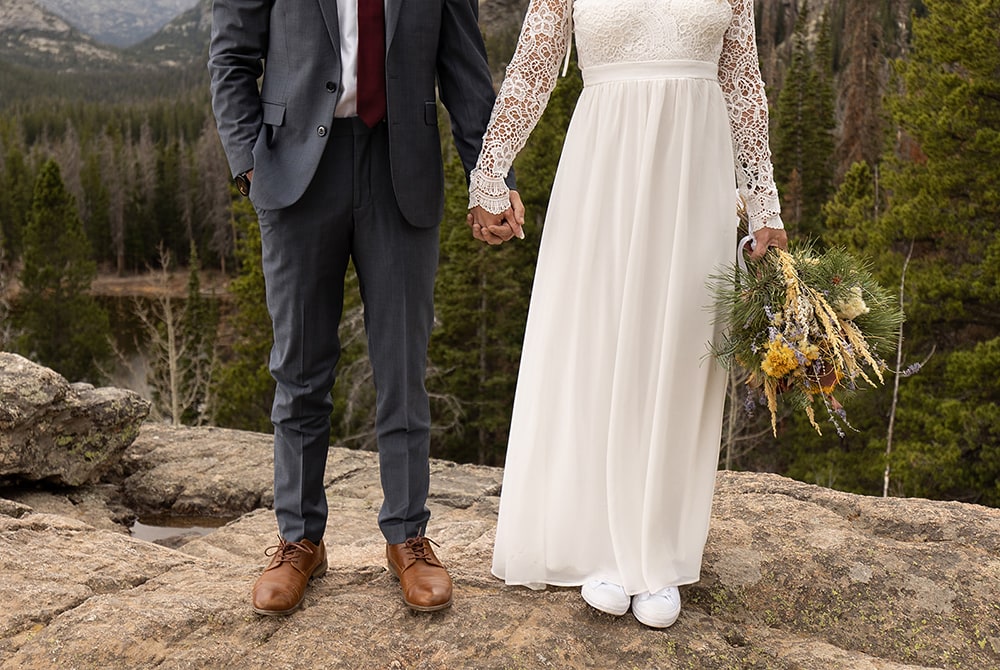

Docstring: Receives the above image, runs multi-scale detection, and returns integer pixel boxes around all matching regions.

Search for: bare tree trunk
[196,117,234,273]
[130,245,215,425]
[163,289,182,424]
[884,239,914,497]
[102,132,127,276]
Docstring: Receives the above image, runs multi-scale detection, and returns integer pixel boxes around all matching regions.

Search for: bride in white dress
[467,0,787,627]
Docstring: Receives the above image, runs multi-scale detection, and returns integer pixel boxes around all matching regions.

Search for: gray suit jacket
[208,0,513,227]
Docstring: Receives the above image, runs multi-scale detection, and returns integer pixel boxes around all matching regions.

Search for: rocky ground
[1,354,999,669]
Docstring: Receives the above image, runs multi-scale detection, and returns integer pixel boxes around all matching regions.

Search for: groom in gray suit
[209,0,521,615]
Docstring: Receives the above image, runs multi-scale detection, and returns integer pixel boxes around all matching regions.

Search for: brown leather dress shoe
[251,537,327,616]
[386,537,453,612]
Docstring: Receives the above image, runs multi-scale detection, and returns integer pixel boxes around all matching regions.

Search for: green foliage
[181,242,219,424]
[755,0,1000,506]
[428,58,583,465]
[15,159,111,382]
[0,123,35,262]
[0,59,210,112]
[822,161,883,252]
[772,4,836,242]
[0,92,227,274]
[878,0,1000,343]
[886,339,1000,505]
[211,192,274,433]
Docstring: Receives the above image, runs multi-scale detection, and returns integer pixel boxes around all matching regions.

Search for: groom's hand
[504,190,526,240]
[468,206,506,244]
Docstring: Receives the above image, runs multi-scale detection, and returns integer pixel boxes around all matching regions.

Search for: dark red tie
[357,0,386,127]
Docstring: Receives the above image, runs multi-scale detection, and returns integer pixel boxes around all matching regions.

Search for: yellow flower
[761,335,798,378]
[800,340,820,363]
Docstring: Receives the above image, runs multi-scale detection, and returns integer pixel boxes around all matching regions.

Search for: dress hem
[490,569,703,595]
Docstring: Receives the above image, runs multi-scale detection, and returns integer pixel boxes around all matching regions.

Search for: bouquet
[709,240,905,436]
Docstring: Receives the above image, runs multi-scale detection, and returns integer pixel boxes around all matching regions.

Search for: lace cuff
[745,192,784,233]
[468,0,572,214]
[468,167,511,214]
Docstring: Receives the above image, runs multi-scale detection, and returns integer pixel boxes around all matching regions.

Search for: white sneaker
[581,580,630,616]
[631,586,681,628]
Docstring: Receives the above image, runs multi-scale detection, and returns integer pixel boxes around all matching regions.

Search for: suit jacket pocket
[262,101,286,127]
[424,101,437,126]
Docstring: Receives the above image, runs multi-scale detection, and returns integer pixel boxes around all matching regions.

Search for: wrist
[235,169,253,197]
[468,167,511,215]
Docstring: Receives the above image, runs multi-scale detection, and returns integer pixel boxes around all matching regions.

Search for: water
[130,515,231,546]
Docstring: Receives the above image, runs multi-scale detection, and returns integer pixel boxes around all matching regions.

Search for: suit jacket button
[317,125,327,137]
[326,81,337,92]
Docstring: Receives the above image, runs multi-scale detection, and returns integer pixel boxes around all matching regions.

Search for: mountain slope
[34,0,200,48]
[0,0,121,68]
[129,0,211,66]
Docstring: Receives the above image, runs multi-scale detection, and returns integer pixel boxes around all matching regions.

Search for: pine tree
[15,159,111,382]
[772,3,836,242]
[882,0,1000,344]
[822,160,884,252]
[786,0,1000,505]
[0,124,34,263]
[873,0,1000,504]
[80,146,112,266]
[212,191,275,433]
[0,240,13,349]
[429,58,582,465]
[152,138,185,263]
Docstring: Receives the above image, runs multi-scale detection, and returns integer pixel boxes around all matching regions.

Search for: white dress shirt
[334,0,360,117]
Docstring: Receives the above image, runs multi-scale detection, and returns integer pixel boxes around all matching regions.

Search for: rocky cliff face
[0,397,998,668]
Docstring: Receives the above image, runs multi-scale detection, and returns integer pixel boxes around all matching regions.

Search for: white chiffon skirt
[492,60,735,596]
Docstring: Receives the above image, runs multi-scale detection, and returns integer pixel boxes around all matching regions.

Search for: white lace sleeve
[718,0,784,233]
[468,0,573,214]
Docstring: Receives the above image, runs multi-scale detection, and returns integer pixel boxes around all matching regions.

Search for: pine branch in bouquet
[710,243,904,436]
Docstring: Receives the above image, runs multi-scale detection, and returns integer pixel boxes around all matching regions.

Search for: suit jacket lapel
[385,0,402,50]
[317,0,342,54]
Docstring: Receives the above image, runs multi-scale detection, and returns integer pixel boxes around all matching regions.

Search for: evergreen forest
[1,0,999,507]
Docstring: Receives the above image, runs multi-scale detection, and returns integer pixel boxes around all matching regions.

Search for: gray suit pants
[257,117,438,545]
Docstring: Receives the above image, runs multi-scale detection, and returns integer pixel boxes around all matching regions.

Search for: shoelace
[402,536,440,561]
[639,587,679,604]
[263,537,316,566]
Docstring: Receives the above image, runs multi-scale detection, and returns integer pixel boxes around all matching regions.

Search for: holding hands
[468,191,526,245]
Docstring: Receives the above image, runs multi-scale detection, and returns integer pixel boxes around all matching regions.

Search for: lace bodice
[469,0,784,232]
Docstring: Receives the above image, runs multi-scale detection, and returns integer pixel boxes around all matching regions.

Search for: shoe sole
[632,606,680,629]
[386,562,453,612]
[581,590,630,616]
[251,559,328,616]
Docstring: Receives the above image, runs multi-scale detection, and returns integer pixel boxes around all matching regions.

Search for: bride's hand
[749,226,788,260]
[468,191,526,245]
